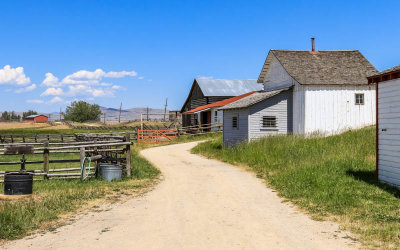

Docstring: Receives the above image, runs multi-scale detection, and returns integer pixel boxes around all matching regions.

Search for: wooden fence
[0,132,132,182]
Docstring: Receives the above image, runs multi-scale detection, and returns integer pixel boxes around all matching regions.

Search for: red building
[25,114,49,123]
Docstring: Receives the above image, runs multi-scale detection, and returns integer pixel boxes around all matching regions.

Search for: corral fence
[0,132,132,182]
[138,130,178,143]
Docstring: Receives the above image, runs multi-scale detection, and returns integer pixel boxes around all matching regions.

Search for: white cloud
[41,87,64,96]
[104,70,137,78]
[66,85,113,98]
[0,65,30,85]
[15,84,37,93]
[47,96,63,104]
[26,99,44,104]
[138,76,144,80]
[42,73,60,87]
[111,85,126,90]
[60,69,137,85]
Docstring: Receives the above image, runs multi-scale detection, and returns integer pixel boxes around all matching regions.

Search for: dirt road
[2,142,358,250]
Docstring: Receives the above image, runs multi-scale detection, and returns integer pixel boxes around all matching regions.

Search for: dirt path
[2,142,358,250]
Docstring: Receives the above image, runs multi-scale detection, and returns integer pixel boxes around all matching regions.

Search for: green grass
[192,126,400,248]
[0,145,160,240]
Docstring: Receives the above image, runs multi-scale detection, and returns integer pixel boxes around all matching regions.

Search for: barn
[180,78,263,127]
[25,114,48,123]
[221,42,378,146]
[183,91,258,131]
[368,65,400,187]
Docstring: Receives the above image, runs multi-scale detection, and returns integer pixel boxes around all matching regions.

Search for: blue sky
[0,0,398,112]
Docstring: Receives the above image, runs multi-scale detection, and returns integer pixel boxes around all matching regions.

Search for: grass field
[192,127,400,248]
[0,127,161,240]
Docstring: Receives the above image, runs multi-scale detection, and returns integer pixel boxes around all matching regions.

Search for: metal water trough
[3,145,34,195]
[99,163,123,181]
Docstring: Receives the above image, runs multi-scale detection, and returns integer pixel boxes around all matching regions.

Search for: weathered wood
[35,141,131,150]
[80,147,85,180]
[43,142,49,179]
[4,145,34,155]
[125,132,131,177]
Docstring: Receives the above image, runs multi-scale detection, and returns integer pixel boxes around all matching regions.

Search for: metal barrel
[99,164,123,182]
[4,173,33,195]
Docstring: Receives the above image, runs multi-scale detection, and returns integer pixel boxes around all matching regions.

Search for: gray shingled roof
[195,78,263,96]
[258,50,378,85]
[220,88,289,110]
[369,64,400,77]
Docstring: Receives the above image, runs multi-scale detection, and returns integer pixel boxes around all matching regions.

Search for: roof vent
[311,37,315,51]
[310,37,319,54]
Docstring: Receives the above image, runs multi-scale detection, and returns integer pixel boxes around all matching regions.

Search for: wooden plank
[43,142,49,179]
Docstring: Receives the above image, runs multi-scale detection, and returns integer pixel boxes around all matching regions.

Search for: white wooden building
[221,45,378,146]
[369,65,400,188]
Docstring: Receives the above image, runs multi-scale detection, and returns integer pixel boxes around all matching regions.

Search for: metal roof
[26,114,47,118]
[195,78,263,96]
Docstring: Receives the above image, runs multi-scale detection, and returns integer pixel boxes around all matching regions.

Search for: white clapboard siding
[304,85,376,135]
[263,55,294,92]
[248,89,293,140]
[223,108,249,146]
[378,78,400,187]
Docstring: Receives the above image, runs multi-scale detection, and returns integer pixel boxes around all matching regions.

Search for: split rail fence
[0,132,132,182]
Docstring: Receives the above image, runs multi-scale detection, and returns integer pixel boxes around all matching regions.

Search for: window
[262,116,277,128]
[232,116,238,128]
[355,93,364,105]
[214,111,218,123]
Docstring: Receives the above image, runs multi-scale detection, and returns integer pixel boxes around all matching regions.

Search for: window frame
[262,116,277,128]
[232,116,238,129]
[355,93,364,105]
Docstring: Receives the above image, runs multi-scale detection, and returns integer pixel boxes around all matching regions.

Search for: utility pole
[146,107,149,121]
[118,102,122,123]
[164,98,168,122]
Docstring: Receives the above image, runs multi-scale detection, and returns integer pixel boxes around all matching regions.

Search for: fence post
[43,142,49,179]
[218,120,221,131]
[80,147,85,180]
[125,132,131,177]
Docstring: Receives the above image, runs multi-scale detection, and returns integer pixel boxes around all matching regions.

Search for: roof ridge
[270,49,359,52]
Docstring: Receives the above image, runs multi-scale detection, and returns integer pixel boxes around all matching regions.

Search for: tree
[64,101,102,122]
[23,110,38,119]
[1,111,21,121]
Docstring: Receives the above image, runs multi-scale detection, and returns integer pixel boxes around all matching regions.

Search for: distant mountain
[1,106,169,123]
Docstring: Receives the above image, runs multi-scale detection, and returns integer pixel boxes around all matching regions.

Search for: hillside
[192,127,400,248]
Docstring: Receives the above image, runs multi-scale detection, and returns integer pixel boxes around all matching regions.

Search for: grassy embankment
[0,127,160,240]
[193,126,400,248]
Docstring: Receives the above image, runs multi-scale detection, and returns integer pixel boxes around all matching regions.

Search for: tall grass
[193,126,400,248]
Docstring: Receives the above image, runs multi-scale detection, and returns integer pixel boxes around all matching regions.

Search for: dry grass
[0,122,51,130]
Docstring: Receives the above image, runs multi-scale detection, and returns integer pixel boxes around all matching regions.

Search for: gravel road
[2,141,358,250]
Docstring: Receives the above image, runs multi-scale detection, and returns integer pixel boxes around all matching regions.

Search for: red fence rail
[138,130,178,143]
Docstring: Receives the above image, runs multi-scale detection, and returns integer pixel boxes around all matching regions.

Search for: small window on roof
[262,116,277,128]
[232,116,238,129]
[355,93,364,105]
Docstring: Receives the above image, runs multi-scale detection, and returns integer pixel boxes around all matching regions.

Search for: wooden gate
[138,130,178,143]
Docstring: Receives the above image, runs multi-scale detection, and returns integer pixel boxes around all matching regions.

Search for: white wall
[378,78,400,187]
[263,55,294,91]
[223,108,249,146]
[304,85,376,135]
[210,108,223,131]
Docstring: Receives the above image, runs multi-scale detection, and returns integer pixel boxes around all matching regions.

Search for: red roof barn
[25,115,48,123]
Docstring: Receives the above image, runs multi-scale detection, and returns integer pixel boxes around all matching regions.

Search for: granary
[25,114,48,123]
[221,39,378,146]
[180,78,263,127]
[183,91,258,131]
[368,65,400,188]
